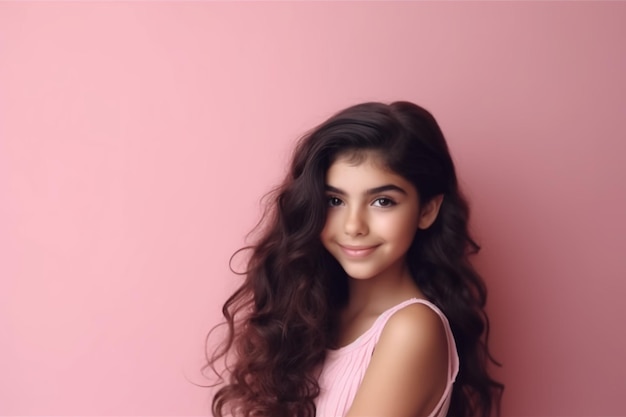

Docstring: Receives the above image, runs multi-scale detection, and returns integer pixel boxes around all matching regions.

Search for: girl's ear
[418,194,444,230]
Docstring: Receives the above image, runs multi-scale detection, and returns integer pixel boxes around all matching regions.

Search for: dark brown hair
[204,101,504,417]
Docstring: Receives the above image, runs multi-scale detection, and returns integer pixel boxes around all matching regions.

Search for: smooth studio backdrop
[1,2,625,415]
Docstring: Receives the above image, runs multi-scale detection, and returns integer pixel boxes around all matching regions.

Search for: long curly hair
[204,101,504,417]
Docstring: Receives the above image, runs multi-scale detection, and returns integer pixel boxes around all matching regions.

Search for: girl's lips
[338,244,378,258]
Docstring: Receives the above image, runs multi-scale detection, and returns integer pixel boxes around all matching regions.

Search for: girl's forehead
[325,153,412,190]
[330,150,388,171]
[332,148,393,168]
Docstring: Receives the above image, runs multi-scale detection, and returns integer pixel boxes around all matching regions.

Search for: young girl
[205,101,504,417]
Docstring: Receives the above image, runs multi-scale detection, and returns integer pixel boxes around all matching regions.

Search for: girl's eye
[373,198,395,207]
[328,196,343,207]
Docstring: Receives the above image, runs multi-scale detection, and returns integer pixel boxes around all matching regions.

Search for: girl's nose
[344,207,368,237]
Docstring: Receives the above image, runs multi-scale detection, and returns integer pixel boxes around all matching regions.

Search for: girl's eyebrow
[325,184,408,196]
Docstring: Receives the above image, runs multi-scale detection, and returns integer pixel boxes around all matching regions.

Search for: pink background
[1,2,625,416]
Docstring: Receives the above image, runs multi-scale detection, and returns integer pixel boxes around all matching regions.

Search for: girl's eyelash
[373,197,396,207]
[327,196,343,207]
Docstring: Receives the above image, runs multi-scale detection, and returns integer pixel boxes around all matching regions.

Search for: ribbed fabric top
[314,298,459,417]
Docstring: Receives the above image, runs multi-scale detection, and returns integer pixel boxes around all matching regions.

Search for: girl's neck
[345,263,424,316]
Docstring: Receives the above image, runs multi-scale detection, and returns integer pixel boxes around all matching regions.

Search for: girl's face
[321,153,440,282]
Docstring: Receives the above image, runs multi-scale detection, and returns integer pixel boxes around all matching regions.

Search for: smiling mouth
[338,244,379,258]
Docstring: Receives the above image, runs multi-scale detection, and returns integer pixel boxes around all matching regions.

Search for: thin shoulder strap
[373,298,460,382]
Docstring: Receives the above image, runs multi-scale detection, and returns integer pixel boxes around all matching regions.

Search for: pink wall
[1,2,625,415]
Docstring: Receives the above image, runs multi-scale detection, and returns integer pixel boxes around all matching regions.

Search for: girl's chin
[341,268,380,281]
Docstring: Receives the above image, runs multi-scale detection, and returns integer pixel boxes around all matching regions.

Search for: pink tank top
[314,298,459,417]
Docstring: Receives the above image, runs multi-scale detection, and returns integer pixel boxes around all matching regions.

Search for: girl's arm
[345,303,450,417]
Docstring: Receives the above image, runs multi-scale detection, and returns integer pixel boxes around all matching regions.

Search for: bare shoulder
[380,302,448,351]
[345,302,450,417]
